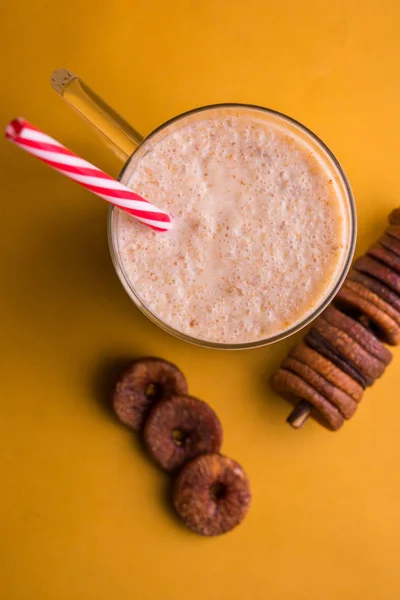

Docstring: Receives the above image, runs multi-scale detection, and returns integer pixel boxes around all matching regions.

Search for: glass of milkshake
[52,72,356,349]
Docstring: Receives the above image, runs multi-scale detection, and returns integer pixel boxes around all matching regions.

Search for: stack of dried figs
[272,207,400,431]
[112,358,251,535]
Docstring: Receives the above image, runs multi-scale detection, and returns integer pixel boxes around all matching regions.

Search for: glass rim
[108,102,357,350]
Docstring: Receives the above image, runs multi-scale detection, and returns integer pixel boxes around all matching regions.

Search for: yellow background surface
[1,1,400,598]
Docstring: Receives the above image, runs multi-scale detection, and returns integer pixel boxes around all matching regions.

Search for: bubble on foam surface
[116,112,348,344]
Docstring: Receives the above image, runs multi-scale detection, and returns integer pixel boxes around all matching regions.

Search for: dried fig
[143,395,223,472]
[271,368,344,430]
[289,343,364,403]
[379,235,400,258]
[173,453,251,536]
[313,318,386,384]
[386,225,400,242]
[353,255,400,295]
[305,328,367,388]
[367,243,400,275]
[281,357,357,419]
[388,208,400,226]
[348,270,400,314]
[320,305,392,365]
[112,358,188,431]
[335,280,400,345]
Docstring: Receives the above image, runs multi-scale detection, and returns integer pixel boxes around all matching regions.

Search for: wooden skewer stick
[286,400,312,428]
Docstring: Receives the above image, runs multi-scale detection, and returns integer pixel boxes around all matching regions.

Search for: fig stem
[287,401,311,428]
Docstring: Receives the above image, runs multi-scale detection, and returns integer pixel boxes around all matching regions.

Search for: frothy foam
[115,109,349,344]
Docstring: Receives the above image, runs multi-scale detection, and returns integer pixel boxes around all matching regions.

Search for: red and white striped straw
[5,118,172,232]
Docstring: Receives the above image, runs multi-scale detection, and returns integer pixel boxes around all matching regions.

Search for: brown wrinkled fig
[271,369,344,430]
[335,280,400,345]
[320,305,392,365]
[379,235,400,258]
[173,454,251,536]
[348,270,400,314]
[305,328,367,388]
[272,207,400,431]
[289,343,364,402]
[143,395,223,472]
[367,243,400,275]
[388,208,400,226]
[281,357,357,419]
[386,226,400,242]
[354,255,400,295]
[112,358,188,431]
[313,318,386,384]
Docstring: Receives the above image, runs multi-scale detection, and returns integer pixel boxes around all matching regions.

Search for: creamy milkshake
[112,106,354,346]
